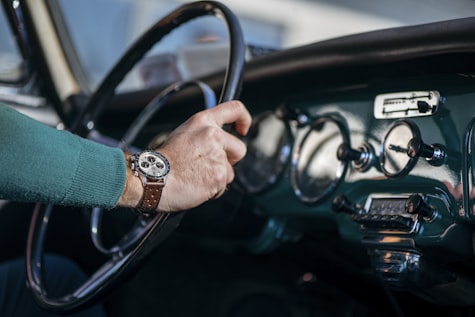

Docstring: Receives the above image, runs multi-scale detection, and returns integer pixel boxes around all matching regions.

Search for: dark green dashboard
[229,38,475,304]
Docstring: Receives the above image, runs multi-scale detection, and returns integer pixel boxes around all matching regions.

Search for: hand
[152,100,251,212]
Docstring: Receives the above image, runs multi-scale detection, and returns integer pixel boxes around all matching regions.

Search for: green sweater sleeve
[0,104,126,209]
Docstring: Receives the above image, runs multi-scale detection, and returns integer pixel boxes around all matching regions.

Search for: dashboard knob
[406,137,447,167]
[404,194,436,220]
[337,142,375,172]
[337,143,362,161]
[332,194,363,214]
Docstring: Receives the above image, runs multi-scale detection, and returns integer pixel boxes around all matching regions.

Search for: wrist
[118,151,143,208]
[118,150,170,214]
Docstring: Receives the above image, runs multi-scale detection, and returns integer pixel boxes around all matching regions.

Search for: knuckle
[204,125,223,142]
[227,100,244,113]
[189,111,207,124]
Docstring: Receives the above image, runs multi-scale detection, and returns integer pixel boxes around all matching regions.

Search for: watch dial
[138,151,170,179]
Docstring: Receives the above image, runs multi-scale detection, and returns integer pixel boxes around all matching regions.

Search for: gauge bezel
[380,119,421,179]
[234,110,293,194]
[290,114,350,204]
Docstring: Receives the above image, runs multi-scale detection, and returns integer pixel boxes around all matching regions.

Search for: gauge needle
[389,144,407,153]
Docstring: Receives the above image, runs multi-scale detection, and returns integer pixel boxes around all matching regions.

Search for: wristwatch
[130,150,170,214]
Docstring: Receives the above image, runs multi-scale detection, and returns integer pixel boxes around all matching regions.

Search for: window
[0,5,24,83]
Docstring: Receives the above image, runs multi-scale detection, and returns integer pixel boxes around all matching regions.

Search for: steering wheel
[26,1,246,313]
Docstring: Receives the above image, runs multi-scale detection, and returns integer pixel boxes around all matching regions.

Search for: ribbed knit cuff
[64,139,126,209]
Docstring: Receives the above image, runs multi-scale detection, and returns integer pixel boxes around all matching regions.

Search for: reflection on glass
[235,111,291,193]
[292,116,348,204]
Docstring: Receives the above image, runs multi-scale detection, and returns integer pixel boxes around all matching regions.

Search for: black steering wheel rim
[26,1,246,313]
[71,0,245,136]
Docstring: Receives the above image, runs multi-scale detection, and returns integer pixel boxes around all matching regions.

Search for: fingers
[210,100,252,136]
[223,132,247,165]
[211,163,234,200]
[212,100,251,164]
[226,161,235,184]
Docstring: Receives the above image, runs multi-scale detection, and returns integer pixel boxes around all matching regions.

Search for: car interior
[2,0,475,316]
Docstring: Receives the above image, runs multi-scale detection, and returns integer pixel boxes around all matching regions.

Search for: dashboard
[232,65,475,305]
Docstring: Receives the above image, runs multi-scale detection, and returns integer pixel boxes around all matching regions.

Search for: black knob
[337,143,362,161]
[405,194,436,220]
[407,137,434,159]
[332,194,360,214]
[417,100,431,113]
[337,142,375,172]
[407,137,447,167]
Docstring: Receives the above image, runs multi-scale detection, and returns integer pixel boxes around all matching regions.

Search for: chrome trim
[290,113,350,204]
[25,0,80,101]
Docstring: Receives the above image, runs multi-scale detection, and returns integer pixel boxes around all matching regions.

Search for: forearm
[0,104,126,208]
[0,100,252,213]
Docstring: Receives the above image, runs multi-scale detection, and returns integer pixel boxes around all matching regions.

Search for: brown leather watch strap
[138,180,164,212]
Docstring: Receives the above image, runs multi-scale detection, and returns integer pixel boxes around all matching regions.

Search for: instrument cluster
[235,90,463,216]
[234,88,475,298]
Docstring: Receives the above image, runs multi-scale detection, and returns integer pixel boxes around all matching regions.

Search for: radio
[333,193,437,233]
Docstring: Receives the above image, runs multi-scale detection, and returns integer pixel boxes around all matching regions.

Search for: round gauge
[290,114,350,204]
[380,120,421,178]
[235,111,292,193]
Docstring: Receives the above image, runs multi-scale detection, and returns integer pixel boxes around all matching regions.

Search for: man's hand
[151,100,251,212]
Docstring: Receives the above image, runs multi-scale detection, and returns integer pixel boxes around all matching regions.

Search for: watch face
[136,151,170,180]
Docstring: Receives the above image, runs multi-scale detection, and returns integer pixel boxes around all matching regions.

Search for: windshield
[0,5,24,83]
[55,0,475,92]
